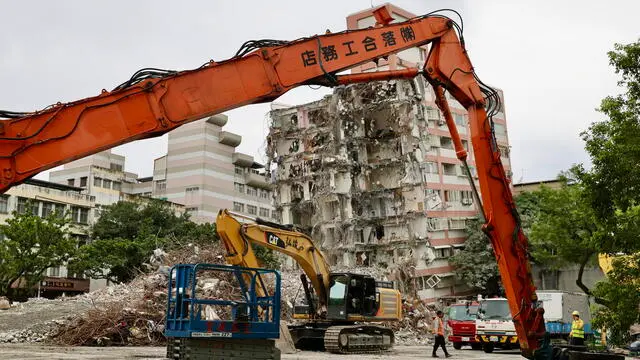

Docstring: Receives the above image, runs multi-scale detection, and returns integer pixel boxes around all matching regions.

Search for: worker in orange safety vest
[432,310,452,358]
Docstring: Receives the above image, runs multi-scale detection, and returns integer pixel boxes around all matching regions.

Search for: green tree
[252,245,281,270]
[450,218,502,296]
[578,40,640,255]
[553,40,640,341]
[526,182,603,298]
[591,253,640,345]
[0,206,75,298]
[70,200,218,283]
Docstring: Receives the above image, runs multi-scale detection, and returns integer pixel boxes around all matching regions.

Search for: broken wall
[267,80,431,294]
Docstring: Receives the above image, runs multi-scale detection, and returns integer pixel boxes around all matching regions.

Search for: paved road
[0,344,525,360]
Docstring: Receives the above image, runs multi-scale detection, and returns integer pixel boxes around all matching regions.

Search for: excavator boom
[0,7,550,358]
[216,209,331,310]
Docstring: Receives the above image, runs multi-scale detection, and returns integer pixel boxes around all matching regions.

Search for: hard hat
[572,311,580,316]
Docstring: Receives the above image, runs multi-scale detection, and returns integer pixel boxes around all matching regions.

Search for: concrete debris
[266,80,437,299]
[276,321,297,354]
[0,296,10,310]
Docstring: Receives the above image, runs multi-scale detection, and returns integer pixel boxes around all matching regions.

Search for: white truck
[475,291,592,353]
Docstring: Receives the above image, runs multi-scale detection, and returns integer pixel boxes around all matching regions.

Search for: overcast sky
[1,0,638,183]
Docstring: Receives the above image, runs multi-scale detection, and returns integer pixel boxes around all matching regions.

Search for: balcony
[245,171,272,190]
[232,153,254,167]
[218,131,242,147]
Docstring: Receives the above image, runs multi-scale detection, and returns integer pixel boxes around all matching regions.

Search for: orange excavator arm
[0,13,451,192]
[0,7,546,358]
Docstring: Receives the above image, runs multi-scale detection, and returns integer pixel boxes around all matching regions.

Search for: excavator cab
[327,273,378,320]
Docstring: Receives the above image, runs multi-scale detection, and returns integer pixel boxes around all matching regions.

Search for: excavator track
[323,325,394,354]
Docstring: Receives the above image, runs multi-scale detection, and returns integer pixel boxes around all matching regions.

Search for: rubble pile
[0,319,65,343]
[53,302,164,346]
[387,299,437,345]
[1,241,435,347]
[51,243,234,346]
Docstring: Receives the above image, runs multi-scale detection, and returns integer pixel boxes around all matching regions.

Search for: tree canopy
[70,200,218,283]
[0,205,75,298]
[449,218,502,296]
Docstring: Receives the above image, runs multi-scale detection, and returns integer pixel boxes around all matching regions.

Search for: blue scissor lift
[165,263,281,360]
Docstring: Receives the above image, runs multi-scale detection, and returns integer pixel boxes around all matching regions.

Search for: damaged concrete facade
[266,4,512,303]
[267,81,429,292]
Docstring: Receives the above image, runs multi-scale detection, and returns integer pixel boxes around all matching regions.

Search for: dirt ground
[0,344,525,360]
[0,298,91,333]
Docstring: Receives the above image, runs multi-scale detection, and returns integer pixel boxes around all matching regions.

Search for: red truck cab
[446,302,481,350]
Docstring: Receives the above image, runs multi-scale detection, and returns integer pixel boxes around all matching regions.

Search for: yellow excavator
[215,209,402,354]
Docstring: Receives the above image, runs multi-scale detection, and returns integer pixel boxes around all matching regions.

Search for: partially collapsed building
[265,4,511,304]
[267,77,510,302]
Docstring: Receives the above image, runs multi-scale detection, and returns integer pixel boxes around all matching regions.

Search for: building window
[247,205,257,215]
[79,177,88,187]
[246,186,258,196]
[112,181,121,191]
[110,163,123,172]
[259,207,270,217]
[235,166,244,175]
[499,145,510,158]
[186,207,198,214]
[449,218,467,230]
[67,178,75,186]
[260,190,270,199]
[435,247,452,259]
[102,179,112,189]
[442,163,457,176]
[271,210,280,221]
[424,162,438,174]
[233,202,244,212]
[42,202,54,218]
[454,113,465,126]
[461,191,473,205]
[94,177,101,186]
[30,201,40,216]
[49,266,61,277]
[0,196,8,214]
[155,180,166,193]
[440,137,454,150]
[17,197,27,214]
[72,207,89,224]
[54,204,66,217]
[493,123,506,136]
[185,186,199,194]
[234,182,245,193]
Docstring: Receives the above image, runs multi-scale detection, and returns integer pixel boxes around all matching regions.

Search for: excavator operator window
[347,276,364,315]
[362,277,378,316]
[328,275,348,319]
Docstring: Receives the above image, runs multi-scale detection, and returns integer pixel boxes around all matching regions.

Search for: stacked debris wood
[51,243,229,346]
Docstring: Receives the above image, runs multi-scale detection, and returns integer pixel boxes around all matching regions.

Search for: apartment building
[266,4,512,303]
[348,4,511,303]
[49,150,141,207]
[138,114,275,223]
[0,179,101,295]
